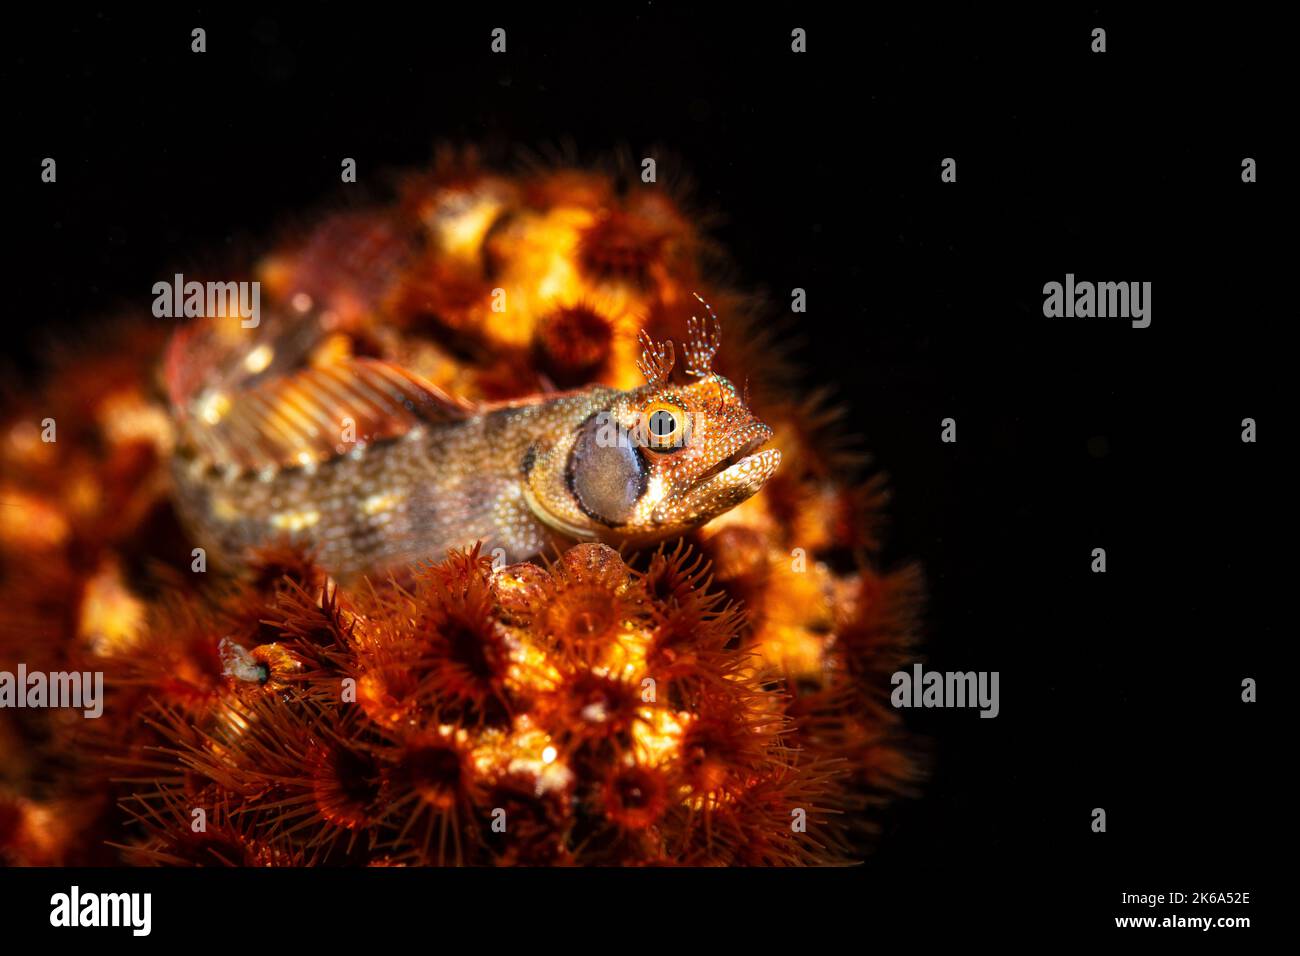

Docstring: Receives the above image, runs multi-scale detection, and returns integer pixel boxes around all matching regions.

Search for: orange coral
[0,154,921,865]
[87,543,865,864]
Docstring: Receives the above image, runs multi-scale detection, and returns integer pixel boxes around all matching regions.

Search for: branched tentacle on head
[636,329,676,388]
[637,293,725,397]
[685,292,726,411]
[683,293,722,379]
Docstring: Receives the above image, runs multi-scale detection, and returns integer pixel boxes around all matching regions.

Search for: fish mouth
[692,429,773,485]
[652,425,780,524]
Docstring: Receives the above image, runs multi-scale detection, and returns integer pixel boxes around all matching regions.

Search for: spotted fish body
[169,300,780,581]
[176,389,588,577]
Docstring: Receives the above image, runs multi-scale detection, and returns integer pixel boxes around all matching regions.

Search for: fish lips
[651,427,780,525]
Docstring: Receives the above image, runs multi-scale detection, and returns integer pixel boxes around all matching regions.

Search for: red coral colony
[0,153,921,866]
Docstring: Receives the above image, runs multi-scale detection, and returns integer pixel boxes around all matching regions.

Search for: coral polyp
[0,152,921,865]
[93,543,861,865]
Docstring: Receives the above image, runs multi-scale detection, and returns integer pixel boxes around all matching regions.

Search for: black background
[3,4,1278,938]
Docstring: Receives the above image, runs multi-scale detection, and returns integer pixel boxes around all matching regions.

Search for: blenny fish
[166,296,780,581]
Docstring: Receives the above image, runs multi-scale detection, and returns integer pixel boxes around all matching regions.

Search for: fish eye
[643,402,687,451]
[649,409,677,439]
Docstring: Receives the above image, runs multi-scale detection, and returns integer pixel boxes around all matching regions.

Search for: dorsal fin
[163,307,333,413]
[182,358,474,472]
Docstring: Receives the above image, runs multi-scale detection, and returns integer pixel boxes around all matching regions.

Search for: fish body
[168,300,779,581]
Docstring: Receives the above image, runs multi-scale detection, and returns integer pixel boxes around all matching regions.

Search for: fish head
[522,304,780,544]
